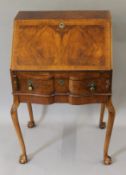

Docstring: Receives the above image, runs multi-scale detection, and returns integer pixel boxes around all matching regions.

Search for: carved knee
[11,103,19,119]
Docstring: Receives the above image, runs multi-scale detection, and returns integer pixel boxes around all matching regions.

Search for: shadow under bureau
[10,11,115,165]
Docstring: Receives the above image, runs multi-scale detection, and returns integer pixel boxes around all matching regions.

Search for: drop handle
[28,85,33,91]
[27,80,33,91]
[88,82,96,92]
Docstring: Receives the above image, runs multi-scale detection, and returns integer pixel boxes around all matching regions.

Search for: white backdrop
[0,0,126,175]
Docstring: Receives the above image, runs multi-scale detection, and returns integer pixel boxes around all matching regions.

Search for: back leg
[99,103,106,129]
[27,103,35,128]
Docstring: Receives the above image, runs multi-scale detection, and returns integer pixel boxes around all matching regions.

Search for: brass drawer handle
[88,82,96,92]
[58,79,65,86]
[59,22,65,29]
[27,80,33,91]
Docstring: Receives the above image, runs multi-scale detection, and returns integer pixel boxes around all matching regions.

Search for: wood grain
[11,71,112,99]
[11,11,112,71]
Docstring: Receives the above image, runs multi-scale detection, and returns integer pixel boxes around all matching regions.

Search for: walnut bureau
[10,11,115,165]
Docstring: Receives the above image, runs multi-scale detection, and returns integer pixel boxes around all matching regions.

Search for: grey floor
[0,103,126,175]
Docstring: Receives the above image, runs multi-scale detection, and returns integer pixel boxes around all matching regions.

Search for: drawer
[11,71,112,96]
[12,72,54,95]
[11,72,69,95]
[69,72,112,95]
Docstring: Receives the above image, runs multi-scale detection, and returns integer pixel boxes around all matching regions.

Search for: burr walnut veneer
[10,11,115,165]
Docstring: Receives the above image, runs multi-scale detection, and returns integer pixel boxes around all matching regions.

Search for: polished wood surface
[11,71,112,102]
[10,11,115,165]
[11,96,27,164]
[104,97,115,165]
[11,11,111,71]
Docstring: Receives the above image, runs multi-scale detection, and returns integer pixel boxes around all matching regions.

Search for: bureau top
[11,11,112,71]
[15,11,111,20]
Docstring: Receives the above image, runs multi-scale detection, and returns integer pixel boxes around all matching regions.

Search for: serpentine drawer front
[10,11,115,165]
[11,71,112,104]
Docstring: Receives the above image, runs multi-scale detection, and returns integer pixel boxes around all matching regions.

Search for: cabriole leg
[11,96,28,164]
[99,103,106,129]
[27,103,35,128]
[103,98,115,165]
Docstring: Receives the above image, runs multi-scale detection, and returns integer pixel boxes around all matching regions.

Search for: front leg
[103,97,115,165]
[11,96,28,164]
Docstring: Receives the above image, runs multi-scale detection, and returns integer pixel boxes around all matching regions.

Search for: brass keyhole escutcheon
[59,22,65,29]
[27,80,33,91]
[58,79,65,86]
